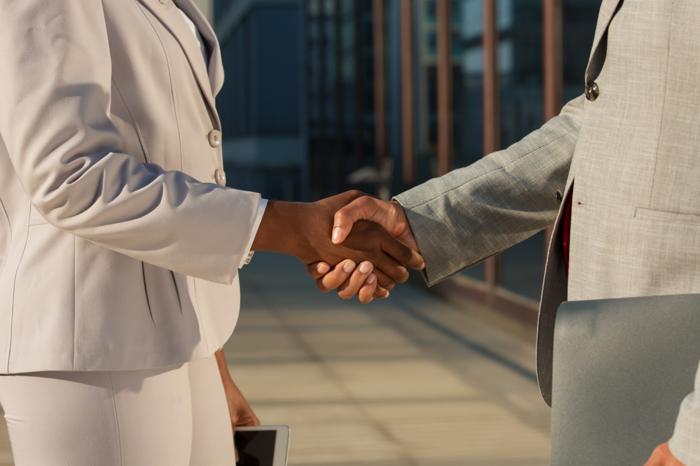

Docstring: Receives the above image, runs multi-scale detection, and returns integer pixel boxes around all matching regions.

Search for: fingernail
[343,260,356,273]
[367,274,377,284]
[359,261,373,274]
[317,263,330,274]
[332,227,343,244]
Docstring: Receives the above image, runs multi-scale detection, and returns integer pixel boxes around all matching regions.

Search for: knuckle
[316,282,330,293]
[334,211,349,224]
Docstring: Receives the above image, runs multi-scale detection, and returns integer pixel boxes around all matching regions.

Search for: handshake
[252,190,425,303]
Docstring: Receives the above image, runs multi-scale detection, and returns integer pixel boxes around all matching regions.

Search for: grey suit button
[585,82,600,102]
[214,168,227,186]
[556,191,563,201]
[208,129,222,148]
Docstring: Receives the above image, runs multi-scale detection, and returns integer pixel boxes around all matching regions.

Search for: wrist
[252,200,315,259]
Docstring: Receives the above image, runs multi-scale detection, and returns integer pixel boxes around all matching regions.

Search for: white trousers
[0,355,234,466]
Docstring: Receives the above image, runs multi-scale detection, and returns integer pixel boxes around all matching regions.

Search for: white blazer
[0,0,262,373]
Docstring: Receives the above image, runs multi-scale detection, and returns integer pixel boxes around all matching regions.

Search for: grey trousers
[0,355,234,466]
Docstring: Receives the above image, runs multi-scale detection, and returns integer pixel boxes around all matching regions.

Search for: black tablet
[235,425,290,466]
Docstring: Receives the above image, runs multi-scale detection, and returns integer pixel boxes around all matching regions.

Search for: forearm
[396,95,585,286]
[215,349,234,384]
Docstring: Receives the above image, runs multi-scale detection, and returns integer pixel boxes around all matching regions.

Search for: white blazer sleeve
[0,0,261,284]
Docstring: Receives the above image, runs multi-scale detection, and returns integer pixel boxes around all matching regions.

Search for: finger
[373,285,390,299]
[358,274,378,304]
[380,232,425,270]
[307,262,331,280]
[332,196,380,244]
[373,251,410,284]
[337,261,375,300]
[237,417,257,428]
[374,270,396,291]
[235,405,261,428]
[316,260,356,292]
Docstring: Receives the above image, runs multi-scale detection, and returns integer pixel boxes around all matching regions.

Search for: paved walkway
[224,254,551,466]
[0,253,551,465]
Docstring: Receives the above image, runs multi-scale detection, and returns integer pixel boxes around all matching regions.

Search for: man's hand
[307,195,421,303]
[331,195,418,251]
[253,191,424,288]
[645,443,685,466]
[215,350,260,433]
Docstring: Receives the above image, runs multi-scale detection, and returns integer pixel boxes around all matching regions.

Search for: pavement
[223,254,551,466]
[0,253,551,465]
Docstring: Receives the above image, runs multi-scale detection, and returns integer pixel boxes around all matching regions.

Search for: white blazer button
[208,129,222,148]
[214,169,227,186]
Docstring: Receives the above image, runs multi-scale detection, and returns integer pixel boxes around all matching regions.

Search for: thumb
[332,196,380,244]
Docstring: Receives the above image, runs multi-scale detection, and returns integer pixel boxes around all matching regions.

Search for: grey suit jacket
[396,0,700,462]
[0,0,262,372]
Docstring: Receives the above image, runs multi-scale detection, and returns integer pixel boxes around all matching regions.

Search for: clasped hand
[253,190,422,302]
[306,191,420,304]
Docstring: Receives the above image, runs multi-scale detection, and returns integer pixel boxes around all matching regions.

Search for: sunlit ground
[225,253,550,466]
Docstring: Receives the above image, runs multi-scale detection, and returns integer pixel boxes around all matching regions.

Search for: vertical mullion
[436,0,453,176]
[543,0,563,120]
[353,1,365,170]
[483,0,501,289]
[400,0,415,185]
[318,0,328,196]
[373,0,387,168]
[334,0,345,191]
[543,0,563,252]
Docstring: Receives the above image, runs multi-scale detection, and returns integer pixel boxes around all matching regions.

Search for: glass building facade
[215,0,306,200]
[305,0,379,199]
[214,0,601,310]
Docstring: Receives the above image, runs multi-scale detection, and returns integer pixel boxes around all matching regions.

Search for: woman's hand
[306,260,390,304]
[222,376,260,431]
[215,350,260,433]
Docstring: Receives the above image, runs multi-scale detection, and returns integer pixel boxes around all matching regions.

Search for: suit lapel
[174,0,225,95]
[585,0,623,84]
[137,0,220,126]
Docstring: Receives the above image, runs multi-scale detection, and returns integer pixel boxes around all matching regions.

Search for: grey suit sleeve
[669,363,700,464]
[395,95,585,286]
[0,0,260,284]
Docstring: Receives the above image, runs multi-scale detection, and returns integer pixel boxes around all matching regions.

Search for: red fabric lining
[562,190,573,274]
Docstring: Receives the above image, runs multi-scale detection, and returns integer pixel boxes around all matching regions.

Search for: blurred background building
[203,0,600,324]
[159,3,605,465]
[0,2,610,465]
